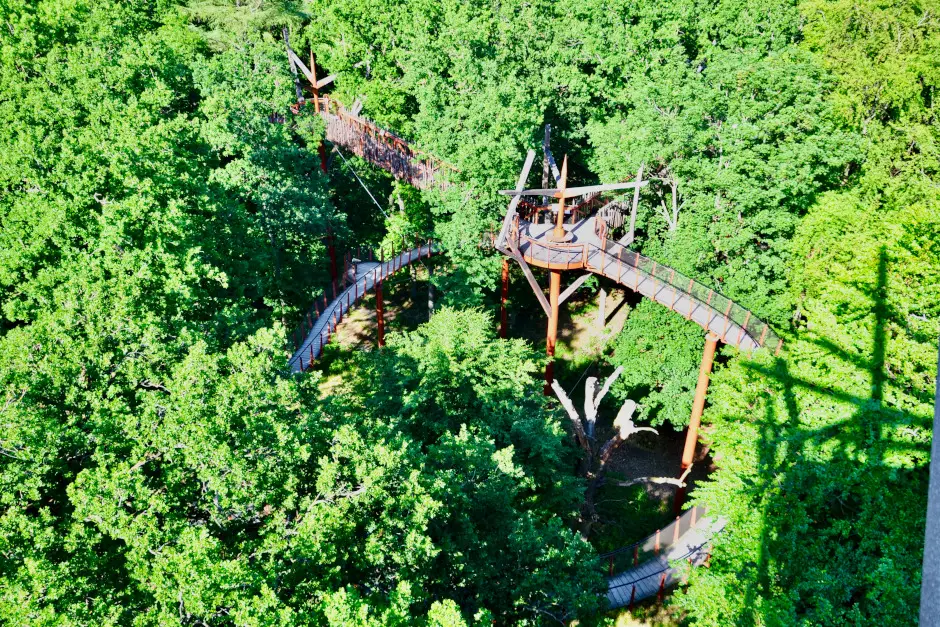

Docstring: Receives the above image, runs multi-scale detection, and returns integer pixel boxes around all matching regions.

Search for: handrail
[299,96,458,190]
[506,215,781,351]
[598,506,706,574]
[287,240,439,371]
[586,239,782,353]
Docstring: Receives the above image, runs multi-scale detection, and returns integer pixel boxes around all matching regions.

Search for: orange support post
[544,270,561,395]
[628,585,636,610]
[500,259,510,339]
[376,279,385,348]
[658,573,667,603]
[654,529,661,555]
[681,333,720,469]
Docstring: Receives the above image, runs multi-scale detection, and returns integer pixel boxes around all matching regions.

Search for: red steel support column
[681,332,720,469]
[327,232,338,283]
[544,269,561,395]
[500,259,510,339]
[376,279,386,348]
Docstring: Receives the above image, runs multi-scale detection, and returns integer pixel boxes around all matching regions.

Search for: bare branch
[550,379,590,453]
[611,476,685,488]
[611,465,693,489]
[583,377,598,438]
[593,365,622,408]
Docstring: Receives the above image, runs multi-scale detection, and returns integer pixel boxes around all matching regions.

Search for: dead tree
[551,367,692,539]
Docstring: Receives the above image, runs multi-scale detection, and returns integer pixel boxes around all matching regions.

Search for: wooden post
[658,572,667,603]
[500,259,510,338]
[654,529,661,555]
[544,269,561,395]
[628,585,636,610]
[682,333,720,469]
[376,278,385,348]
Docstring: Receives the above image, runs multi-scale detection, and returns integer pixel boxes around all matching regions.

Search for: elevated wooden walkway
[287,242,438,372]
[501,216,781,353]
[601,506,726,608]
[301,97,457,191]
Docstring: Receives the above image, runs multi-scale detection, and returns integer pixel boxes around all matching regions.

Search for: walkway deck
[288,243,437,372]
[501,217,781,353]
[605,515,726,608]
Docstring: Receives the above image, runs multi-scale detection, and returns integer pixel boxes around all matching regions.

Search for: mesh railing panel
[598,506,706,575]
[596,243,781,351]
[312,97,457,190]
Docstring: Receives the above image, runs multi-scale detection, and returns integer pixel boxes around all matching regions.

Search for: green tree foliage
[0,2,600,624]
[2,0,937,623]
[332,309,604,622]
[674,1,939,623]
[607,300,704,428]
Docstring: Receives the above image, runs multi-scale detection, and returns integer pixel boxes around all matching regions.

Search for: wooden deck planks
[605,517,726,608]
[510,218,766,351]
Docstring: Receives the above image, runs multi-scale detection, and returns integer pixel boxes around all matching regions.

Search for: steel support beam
[507,239,550,317]
[545,270,562,395]
[558,273,592,305]
[500,259,510,338]
[681,333,720,468]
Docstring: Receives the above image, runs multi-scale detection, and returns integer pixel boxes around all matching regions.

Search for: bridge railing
[590,239,783,353]
[598,506,707,576]
[286,239,438,369]
[308,96,458,191]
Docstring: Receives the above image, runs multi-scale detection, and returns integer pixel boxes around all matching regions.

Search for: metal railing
[507,215,782,352]
[587,238,782,353]
[598,506,707,576]
[307,96,457,191]
[287,240,438,371]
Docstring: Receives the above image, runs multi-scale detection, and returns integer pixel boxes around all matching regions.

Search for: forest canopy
[0,0,937,625]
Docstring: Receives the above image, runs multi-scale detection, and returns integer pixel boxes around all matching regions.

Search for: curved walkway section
[288,242,438,372]
[600,506,726,608]
[507,218,781,353]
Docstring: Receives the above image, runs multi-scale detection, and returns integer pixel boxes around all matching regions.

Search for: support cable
[334,146,389,219]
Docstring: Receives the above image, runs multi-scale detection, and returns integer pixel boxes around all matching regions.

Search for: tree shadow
[720,247,932,624]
